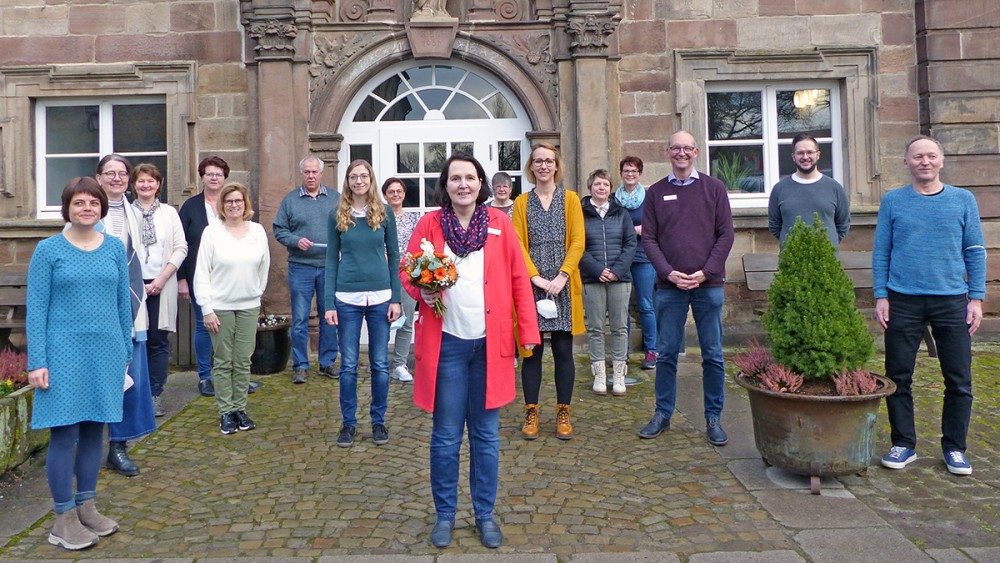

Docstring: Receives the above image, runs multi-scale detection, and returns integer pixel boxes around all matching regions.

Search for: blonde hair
[336,159,386,231]
[524,142,564,185]
[217,182,254,221]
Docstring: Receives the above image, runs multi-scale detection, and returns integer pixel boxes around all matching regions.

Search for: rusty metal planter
[734,372,896,493]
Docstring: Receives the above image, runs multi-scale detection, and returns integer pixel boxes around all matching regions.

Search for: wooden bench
[742,251,937,357]
[0,270,28,352]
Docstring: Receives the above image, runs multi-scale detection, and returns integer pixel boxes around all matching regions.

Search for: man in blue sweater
[273,155,341,384]
[638,131,735,447]
[874,136,986,476]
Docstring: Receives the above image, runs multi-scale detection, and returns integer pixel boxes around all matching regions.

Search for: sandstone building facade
[1,0,997,344]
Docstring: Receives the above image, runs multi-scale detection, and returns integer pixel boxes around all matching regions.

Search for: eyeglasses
[532,158,556,167]
[349,174,370,182]
[668,145,697,155]
[224,199,244,207]
[621,169,640,175]
[794,150,819,157]
[101,171,129,179]
[204,172,225,178]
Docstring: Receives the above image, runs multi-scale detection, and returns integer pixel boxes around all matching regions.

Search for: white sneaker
[392,366,413,382]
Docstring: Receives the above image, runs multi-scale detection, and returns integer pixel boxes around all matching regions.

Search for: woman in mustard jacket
[512,142,586,440]
[404,153,540,549]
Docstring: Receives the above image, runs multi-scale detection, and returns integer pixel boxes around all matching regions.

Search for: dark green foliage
[761,215,874,380]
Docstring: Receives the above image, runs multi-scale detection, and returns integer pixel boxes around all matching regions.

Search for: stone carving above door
[310,33,379,102]
[247,18,298,59]
[566,13,618,57]
[491,32,558,105]
[412,0,450,19]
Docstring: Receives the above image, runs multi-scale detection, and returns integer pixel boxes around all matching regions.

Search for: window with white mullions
[705,82,841,208]
[35,97,167,217]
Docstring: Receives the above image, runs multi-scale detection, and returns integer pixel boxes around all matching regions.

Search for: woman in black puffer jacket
[579,169,637,397]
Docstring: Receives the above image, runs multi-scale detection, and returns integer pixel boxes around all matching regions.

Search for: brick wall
[916,0,1000,319]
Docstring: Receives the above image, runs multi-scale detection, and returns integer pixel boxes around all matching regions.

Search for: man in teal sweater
[273,155,341,384]
[873,135,986,476]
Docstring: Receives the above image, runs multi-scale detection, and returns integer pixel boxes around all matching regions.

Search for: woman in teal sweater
[324,159,402,448]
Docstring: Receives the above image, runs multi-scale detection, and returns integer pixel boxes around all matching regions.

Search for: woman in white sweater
[130,163,188,417]
[194,182,270,435]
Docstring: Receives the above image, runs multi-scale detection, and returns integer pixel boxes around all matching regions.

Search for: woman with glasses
[489,172,515,217]
[178,157,229,398]
[381,177,419,383]
[616,156,658,370]
[194,182,270,434]
[324,160,402,448]
[94,155,156,477]
[512,142,585,440]
[130,163,188,417]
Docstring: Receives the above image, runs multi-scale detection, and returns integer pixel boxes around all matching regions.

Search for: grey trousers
[582,282,632,362]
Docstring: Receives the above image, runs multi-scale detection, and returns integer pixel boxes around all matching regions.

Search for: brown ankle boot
[77,500,119,537]
[521,404,539,440]
[555,403,573,440]
[48,508,99,551]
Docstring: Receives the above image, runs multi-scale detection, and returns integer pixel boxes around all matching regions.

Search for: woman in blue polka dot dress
[26,178,133,551]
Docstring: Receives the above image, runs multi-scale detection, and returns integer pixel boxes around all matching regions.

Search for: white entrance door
[337,62,533,211]
[378,124,527,213]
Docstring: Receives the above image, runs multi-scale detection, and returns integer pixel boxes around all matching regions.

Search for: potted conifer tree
[733,216,896,494]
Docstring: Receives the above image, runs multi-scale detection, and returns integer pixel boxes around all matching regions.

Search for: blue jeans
[431,333,498,523]
[653,286,726,420]
[884,291,972,452]
[191,292,213,381]
[288,263,339,370]
[336,299,390,427]
[631,262,657,353]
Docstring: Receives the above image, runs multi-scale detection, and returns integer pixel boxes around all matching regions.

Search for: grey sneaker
[319,365,338,379]
[372,423,389,446]
[336,425,356,448]
[292,368,308,384]
[152,395,165,417]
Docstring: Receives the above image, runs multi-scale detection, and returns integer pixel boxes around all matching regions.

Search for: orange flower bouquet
[399,238,459,318]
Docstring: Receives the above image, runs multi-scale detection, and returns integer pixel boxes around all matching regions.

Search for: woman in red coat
[402,153,540,550]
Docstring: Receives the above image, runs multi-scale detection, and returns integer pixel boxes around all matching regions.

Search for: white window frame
[705,81,843,209]
[34,96,167,218]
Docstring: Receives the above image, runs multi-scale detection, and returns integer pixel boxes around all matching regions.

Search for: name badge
[488,227,502,236]
[663,194,678,201]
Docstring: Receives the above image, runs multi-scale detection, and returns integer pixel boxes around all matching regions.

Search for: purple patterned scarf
[440,204,489,257]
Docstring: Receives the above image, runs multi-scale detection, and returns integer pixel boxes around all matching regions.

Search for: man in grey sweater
[273,155,341,384]
[767,134,850,248]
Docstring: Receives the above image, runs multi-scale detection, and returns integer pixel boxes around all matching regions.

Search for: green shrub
[761,215,874,379]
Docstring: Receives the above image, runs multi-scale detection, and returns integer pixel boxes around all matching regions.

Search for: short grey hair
[299,155,325,173]
[905,135,944,157]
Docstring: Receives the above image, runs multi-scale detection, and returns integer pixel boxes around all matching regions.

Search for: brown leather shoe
[521,404,539,440]
[556,403,573,440]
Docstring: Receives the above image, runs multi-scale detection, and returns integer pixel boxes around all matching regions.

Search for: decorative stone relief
[566,14,617,57]
[309,33,378,102]
[340,0,369,22]
[412,0,450,19]
[248,19,298,58]
[494,0,523,21]
[493,33,558,105]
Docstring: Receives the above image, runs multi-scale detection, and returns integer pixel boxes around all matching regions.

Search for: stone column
[566,12,618,193]
[246,13,305,312]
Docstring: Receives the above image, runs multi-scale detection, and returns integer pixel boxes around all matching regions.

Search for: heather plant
[759,364,804,393]
[0,348,28,397]
[762,216,874,380]
[731,339,773,377]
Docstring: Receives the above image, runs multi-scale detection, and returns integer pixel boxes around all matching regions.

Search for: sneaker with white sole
[943,450,972,475]
[881,446,917,469]
[392,366,413,382]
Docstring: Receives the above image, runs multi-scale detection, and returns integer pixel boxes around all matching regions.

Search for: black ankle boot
[106,441,139,476]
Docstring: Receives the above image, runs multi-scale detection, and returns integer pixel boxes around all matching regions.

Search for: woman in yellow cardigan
[512,142,585,440]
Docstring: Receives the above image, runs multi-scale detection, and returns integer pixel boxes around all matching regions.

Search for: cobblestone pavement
[1,344,998,561]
